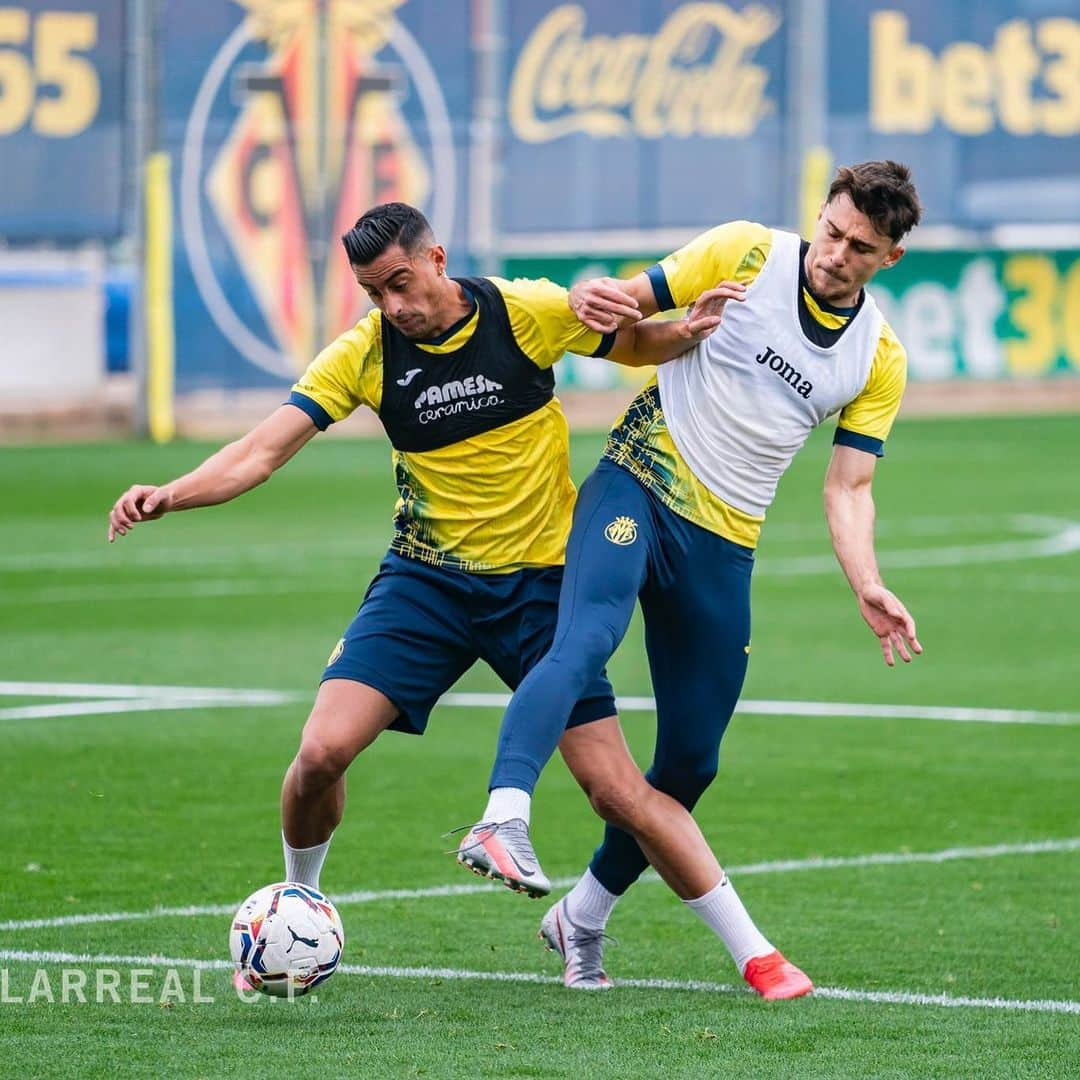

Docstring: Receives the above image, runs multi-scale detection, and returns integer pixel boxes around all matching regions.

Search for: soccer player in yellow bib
[459,162,924,1000]
[105,202,742,972]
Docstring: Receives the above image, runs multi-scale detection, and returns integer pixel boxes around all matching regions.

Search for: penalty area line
[0,949,1075,1015]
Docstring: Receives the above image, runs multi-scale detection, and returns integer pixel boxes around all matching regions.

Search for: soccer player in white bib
[458,161,924,1000]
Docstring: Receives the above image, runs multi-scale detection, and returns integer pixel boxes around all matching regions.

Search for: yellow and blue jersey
[290,276,611,573]
[606,221,907,548]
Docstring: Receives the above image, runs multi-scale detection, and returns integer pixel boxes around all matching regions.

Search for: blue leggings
[489,459,753,895]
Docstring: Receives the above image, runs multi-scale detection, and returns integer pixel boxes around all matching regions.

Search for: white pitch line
[0,949,1075,1015]
[0,682,300,702]
[0,698,299,723]
[0,683,303,723]
[346,966,1079,1016]
[5,682,1077,726]
[735,699,1080,727]
[1,684,1077,727]
[442,692,1080,726]
[0,699,214,722]
[0,685,299,722]
[2,838,1076,934]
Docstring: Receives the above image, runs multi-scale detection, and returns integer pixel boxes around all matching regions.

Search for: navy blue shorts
[322,552,617,735]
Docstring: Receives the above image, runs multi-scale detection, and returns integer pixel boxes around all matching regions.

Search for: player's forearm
[605,317,694,368]
[824,479,882,594]
[162,438,279,511]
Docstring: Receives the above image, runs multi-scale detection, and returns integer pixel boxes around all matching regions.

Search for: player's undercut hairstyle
[827,160,922,243]
[342,202,435,266]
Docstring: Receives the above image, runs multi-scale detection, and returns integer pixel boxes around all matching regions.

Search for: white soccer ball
[229,881,344,997]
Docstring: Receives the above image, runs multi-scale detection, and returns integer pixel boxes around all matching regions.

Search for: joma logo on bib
[755,346,813,399]
[413,374,505,424]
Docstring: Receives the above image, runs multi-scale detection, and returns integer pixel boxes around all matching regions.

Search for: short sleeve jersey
[289,277,610,572]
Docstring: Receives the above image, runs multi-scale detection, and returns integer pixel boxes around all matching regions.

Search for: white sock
[563,869,619,931]
[482,787,532,825]
[685,874,773,974]
[282,833,333,890]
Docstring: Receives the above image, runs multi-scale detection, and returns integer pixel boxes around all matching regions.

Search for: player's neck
[442,278,473,323]
[422,279,476,341]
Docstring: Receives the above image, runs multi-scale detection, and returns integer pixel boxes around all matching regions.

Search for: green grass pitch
[1,414,1077,1077]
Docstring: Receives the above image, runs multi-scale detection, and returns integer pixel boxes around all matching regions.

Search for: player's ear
[882,244,905,270]
[428,244,448,276]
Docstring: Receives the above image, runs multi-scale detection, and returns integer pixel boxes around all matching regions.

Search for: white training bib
[656,229,884,516]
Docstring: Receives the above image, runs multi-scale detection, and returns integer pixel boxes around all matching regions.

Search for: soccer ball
[229,881,344,997]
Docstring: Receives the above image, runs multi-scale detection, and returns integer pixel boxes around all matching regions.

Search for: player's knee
[649,756,719,808]
[584,773,650,832]
[295,732,353,789]
[552,624,619,679]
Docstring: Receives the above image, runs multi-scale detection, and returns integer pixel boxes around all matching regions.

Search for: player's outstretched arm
[107,405,318,542]
[605,282,746,367]
[824,444,923,667]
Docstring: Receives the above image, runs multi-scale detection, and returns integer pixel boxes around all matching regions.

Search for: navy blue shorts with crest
[321,552,616,735]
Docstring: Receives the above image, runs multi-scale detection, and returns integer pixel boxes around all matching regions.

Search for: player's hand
[856,583,923,666]
[107,484,174,542]
[680,281,746,343]
[569,277,642,333]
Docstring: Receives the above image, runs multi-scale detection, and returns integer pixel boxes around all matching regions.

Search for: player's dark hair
[341,202,435,266]
[827,161,922,242]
